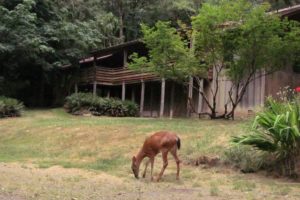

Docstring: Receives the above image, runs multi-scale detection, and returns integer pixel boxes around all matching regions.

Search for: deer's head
[131,156,139,179]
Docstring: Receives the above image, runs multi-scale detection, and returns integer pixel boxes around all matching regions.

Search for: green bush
[65,93,139,117]
[0,96,24,118]
[232,98,300,177]
[224,145,274,173]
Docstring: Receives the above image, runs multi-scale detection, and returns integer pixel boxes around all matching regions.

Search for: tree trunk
[187,76,193,117]
[122,81,126,101]
[118,0,124,41]
[169,82,175,118]
[39,73,45,107]
[225,70,257,120]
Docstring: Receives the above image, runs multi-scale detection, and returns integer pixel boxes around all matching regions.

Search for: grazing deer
[131,131,181,181]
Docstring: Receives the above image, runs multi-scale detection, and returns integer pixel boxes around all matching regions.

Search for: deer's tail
[176,137,181,150]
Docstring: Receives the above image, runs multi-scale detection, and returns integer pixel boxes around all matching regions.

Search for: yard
[0,109,300,200]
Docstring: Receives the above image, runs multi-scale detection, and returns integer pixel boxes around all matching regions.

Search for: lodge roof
[91,40,143,58]
[275,4,300,17]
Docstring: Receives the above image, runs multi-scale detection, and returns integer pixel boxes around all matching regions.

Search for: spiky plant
[233,98,300,176]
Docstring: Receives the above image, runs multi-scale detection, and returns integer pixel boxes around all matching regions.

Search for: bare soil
[1,162,300,200]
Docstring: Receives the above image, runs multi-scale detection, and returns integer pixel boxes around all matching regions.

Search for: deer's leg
[150,157,155,181]
[143,159,150,178]
[157,150,168,182]
[171,146,181,180]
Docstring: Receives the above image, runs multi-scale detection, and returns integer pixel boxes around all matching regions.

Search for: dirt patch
[0,194,24,200]
[186,155,221,167]
[1,162,300,200]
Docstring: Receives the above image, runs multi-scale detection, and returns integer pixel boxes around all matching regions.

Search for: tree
[224,5,300,119]
[193,0,300,119]
[99,0,156,41]
[0,0,119,106]
[129,21,206,118]
[192,0,251,118]
[129,21,200,81]
[99,0,205,41]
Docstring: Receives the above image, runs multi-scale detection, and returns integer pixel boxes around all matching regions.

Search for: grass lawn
[0,109,299,200]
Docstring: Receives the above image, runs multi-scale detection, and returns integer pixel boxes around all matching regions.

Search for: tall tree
[193,0,300,119]
[0,0,119,105]
[99,0,205,41]
[192,0,251,118]
[129,21,201,80]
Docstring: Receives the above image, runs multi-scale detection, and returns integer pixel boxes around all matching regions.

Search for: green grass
[232,179,257,192]
[0,109,248,174]
[2,109,300,200]
[210,182,220,196]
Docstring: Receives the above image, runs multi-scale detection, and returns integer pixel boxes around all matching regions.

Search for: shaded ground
[1,109,300,199]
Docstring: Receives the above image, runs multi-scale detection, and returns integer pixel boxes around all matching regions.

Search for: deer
[131,131,181,182]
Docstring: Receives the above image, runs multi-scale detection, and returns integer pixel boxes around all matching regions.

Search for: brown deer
[131,131,181,181]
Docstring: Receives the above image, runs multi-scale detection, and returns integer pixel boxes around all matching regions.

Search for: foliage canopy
[129,21,203,80]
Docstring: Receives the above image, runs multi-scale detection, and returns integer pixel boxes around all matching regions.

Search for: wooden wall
[212,72,265,114]
[203,65,300,115]
[265,65,300,98]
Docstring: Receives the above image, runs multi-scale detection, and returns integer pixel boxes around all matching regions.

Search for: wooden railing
[80,67,159,85]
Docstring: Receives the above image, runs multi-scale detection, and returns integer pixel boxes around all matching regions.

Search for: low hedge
[65,93,139,117]
[0,96,24,118]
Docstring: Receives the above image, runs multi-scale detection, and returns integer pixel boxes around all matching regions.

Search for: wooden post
[123,49,128,68]
[160,78,166,118]
[261,70,266,106]
[131,87,135,102]
[107,90,110,98]
[187,76,193,117]
[187,31,195,117]
[93,55,97,97]
[197,79,204,114]
[93,81,97,97]
[150,85,154,117]
[169,82,175,118]
[254,72,261,107]
[122,81,126,101]
[74,83,78,94]
[140,80,145,116]
[248,77,254,107]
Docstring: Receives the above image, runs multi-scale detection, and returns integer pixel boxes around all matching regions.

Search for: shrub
[224,145,274,173]
[65,93,138,117]
[0,96,24,118]
[276,86,296,103]
[232,98,300,177]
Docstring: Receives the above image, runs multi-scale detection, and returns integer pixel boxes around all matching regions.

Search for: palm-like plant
[233,98,300,176]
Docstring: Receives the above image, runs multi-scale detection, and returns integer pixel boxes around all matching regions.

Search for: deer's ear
[132,156,136,162]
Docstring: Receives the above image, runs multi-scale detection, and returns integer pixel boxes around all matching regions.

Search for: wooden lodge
[75,5,300,118]
[77,40,206,117]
